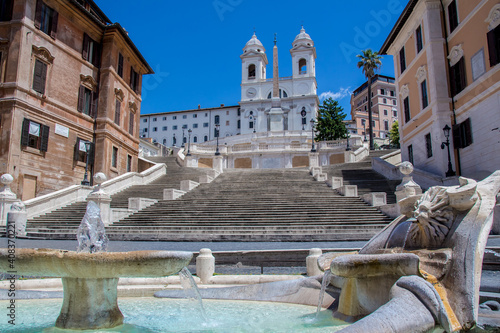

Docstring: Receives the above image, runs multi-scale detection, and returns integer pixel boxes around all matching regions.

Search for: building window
[182,124,187,129]
[226,120,230,126]
[130,67,139,93]
[129,112,134,135]
[453,118,473,149]
[117,52,124,77]
[193,124,198,129]
[450,58,466,96]
[0,0,13,21]
[237,119,241,129]
[267,89,288,99]
[152,127,157,132]
[383,98,387,104]
[408,145,414,165]
[193,114,197,118]
[114,100,121,126]
[448,0,459,33]
[74,138,93,163]
[421,80,429,109]
[390,90,395,97]
[204,135,208,142]
[249,121,254,129]
[248,64,256,79]
[77,85,97,117]
[127,155,132,172]
[143,119,147,123]
[82,33,101,67]
[162,116,167,121]
[487,24,500,67]
[34,1,58,38]
[182,115,187,119]
[162,126,167,131]
[203,123,209,128]
[425,133,433,158]
[393,100,397,106]
[299,58,307,74]
[393,110,398,117]
[173,125,178,130]
[399,47,406,73]
[21,118,49,152]
[384,120,389,131]
[143,128,148,133]
[214,115,220,125]
[380,89,385,95]
[205,113,208,117]
[152,117,157,122]
[111,146,118,168]
[403,97,411,123]
[172,116,177,120]
[384,109,388,116]
[193,136,198,143]
[32,59,47,94]
[416,25,423,53]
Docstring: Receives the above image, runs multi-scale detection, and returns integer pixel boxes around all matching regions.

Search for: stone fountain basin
[0,248,192,278]
[0,248,193,330]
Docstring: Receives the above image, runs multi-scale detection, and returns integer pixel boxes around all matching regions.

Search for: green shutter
[77,85,84,112]
[34,0,43,29]
[50,10,58,39]
[40,124,49,152]
[21,118,30,146]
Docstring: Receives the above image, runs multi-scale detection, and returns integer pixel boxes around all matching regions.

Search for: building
[380,0,500,180]
[350,75,399,140]
[0,0,153,199]
[140,28,319,144]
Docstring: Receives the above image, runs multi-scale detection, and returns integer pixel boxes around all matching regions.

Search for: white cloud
[319,88,352,101]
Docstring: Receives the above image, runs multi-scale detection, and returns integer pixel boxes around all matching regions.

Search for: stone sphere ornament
[93,172,107,185]
[399,161,414,176]
[1,173,14,185]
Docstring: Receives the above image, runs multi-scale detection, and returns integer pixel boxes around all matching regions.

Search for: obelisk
[269,33,284,131]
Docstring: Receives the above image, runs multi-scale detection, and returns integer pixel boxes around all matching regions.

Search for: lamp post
[310,118,316,153]
[186,129,192,156]
[215,124,221,156]
[441,124,456,177]
[363,123,367,142]
[81,141,92,186]
[173,133,176,147]
[346,129,351,151]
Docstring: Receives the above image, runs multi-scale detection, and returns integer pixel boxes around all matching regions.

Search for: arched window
[299,58,307,74]
[248,64,256,79]
[193,136,198,143]
[214,115,220,125]
[267,89,288,99]
[204,135,208,142]
[162,138,167,145]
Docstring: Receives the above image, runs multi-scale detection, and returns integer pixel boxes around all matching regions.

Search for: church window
[204,135,208,142]
[248,64,256,79]
[193,124,198,128]
[299,58,307,74]
[215,115,220,125]
[203,123,209,128]
[193,136,198,143]
[172,116,177,120]
[267,89,288,99]
[249,121,254,129]
[173,125,177,130]
[226,120,230,126]
[182,115,187,119]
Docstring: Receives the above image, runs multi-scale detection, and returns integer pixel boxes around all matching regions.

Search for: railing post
[196,248,215,284]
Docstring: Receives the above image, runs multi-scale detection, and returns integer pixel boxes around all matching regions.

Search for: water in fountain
[484,249,500,258]
[178,267,207,321]
[76,201,108,253]
[315,270,333,318]
[384,219,414,251]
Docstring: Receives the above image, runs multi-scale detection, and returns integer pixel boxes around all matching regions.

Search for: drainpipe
[440,0,461,175]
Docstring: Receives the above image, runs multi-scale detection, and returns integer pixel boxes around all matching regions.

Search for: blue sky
[94,0,408,118]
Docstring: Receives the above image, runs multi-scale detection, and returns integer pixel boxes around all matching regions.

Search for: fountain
[0,173,192,330]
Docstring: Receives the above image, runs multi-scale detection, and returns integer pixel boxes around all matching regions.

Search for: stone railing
[25,163,167,220]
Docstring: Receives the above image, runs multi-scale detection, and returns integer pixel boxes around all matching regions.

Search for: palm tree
[357,49,382,150]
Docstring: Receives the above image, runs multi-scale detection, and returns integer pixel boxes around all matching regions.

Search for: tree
[357,49,382,150]
[314,97,347,141]
[389,121,400,147]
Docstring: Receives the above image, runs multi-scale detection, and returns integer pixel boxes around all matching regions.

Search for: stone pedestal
[0,174,17,227]
[306,248,323,277]
[196,248,215,284]
[6,211,27,237]
[395,162,422,203]
[185,155,198,168]
[213,156,224,174]
[309,152,319,169]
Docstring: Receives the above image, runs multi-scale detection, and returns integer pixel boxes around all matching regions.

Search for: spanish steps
[25,155,395,241]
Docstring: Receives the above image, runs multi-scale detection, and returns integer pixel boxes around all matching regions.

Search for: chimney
[220,104,225,107]
[198,104,201,109]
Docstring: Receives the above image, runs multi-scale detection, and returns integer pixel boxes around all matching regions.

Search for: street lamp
[186,129,192,156]
[441,124,456,177]
[81,141,92,186]
[363,122,367,142]
[310,118,316,153]
[215,124,221,156]
[346,130,351,151]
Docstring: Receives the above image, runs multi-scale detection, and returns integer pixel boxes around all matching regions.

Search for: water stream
[178,267,208,321]
[484,249,500,258]
[316,270,332,318]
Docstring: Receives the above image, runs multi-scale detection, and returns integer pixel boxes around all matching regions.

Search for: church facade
[140,28,319,145]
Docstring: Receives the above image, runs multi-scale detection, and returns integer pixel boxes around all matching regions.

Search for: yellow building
[350,74,399,141]
[380,0,499,180]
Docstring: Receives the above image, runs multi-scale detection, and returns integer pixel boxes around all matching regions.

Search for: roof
[352,74,396,96]
[140,105,240,117]
[379,0,420,55]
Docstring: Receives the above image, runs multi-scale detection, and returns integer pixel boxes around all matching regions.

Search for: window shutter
[129,112,134,135]
[452,124,462,149]
[33,60,42,93]
[21,118,30,146]
[77,85,84,112]
[115,100,121,125]
[50,10,58,39]
[40,124,49,152]
[487,29,498,67]
[459,59,467,92]
[464,118,473,146]
[90,91,98,118]
[74,138,80,161]
[118,53,124,77]
[40,61,47,95]
[34,0,43,29]
[87,142,95,165]
[82,33,89,60]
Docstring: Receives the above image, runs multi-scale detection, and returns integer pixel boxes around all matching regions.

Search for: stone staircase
[25,157,210,238]
[322,150,400,204]
[104,168,394,241]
